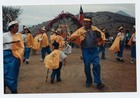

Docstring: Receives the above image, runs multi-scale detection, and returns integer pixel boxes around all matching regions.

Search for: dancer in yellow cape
[44,41,67,84]
[109,26,125,62]
[22,26,34,64]
[39,26,51,60]
[50,28,65,50]
[68,17,105,89]
[3,20,24,93]
[32,32,42,51]
[128,25,136,63]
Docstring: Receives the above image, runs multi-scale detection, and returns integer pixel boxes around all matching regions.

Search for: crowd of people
[3,17,136,93]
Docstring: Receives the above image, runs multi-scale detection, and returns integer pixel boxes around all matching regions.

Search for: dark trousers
[51,62,63,81]
[41,46,51,60]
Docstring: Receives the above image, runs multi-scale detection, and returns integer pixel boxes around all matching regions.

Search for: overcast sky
[11,4,135,26]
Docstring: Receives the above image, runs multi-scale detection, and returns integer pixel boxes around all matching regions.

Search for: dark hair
[26,28,31,33]
[52,41,59,49]
[125,30,129,33]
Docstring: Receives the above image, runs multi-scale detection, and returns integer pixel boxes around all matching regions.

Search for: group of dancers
[3,17,136,93]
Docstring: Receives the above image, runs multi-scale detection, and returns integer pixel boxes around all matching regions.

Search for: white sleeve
[117,32,121,36]
[60,51,67,62]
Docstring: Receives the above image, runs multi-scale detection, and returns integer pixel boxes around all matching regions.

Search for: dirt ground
[5,47,137,94]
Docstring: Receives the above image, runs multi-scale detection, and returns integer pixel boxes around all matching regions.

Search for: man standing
[68,17,105,89]
[3,20,24,93]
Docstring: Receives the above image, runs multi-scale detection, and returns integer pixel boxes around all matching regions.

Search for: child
[44,41,67,84]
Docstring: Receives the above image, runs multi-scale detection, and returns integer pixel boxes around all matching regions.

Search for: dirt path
[5,48,136,94]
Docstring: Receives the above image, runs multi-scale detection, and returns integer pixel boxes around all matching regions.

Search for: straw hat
[41,26,46,31]
[118,26,123,31]
[8,20,18,27]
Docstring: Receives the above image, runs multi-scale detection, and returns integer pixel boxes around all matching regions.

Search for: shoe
[116,57,120,61]
[119,59,124,63]
[26,61,29,64]
[40,59,43,62]
[96,83,105,89]
[86,84,91,88]
[131,60,134,64]
[23,59,26,63]
[57,79,62,82]
[51,78,54,84]
[80,56,83,60]
[101,57,106,59]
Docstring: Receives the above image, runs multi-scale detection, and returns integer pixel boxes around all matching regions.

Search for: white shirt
[22,34,26,42]
[133,34,136,42]
[60,51,67,62]
[117,32,124,41]
[3,31,12,50]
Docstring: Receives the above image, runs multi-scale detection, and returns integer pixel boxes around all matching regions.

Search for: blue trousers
[51,62,62,81]
[82,47,102,85]
[98,44,106,58]
[4,50,20,93]
[24,47,31,59]
[131,42,136,58]
[41,46,51,60]
[117,41,124,58]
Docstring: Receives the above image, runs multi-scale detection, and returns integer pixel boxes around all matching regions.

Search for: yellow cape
[50,34,65,50]
[40,33,50,47]
[32,34,42,51]
[25,33,34,48]
[11,33,24,63]
[128,33,135,46]
[68,26,104,47]
[44,50,60,69]
[109,35,120,52]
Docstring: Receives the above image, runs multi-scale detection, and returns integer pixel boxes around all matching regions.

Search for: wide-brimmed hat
[102,29,106,32]
[51,28,56,32]
[41,26,46,31]
[83,18,91,22]
[23,26,28,30]
[118,26,123,31]
[8,20,18,28]
[55,28,61,35]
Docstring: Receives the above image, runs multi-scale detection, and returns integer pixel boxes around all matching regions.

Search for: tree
[3,6,22,32]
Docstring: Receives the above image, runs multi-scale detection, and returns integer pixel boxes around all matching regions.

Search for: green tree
[3,6,22,32]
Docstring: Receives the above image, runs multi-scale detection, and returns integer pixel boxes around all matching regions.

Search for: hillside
[116,10,132,17]
[29,11,135,37]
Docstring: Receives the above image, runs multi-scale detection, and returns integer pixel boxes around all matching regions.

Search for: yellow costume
[12,33,24,63]
[50,34,65,50]
[25,33,34,48]
[109,35,120,52]
[40,33,50,48]
[32,34,42,51]
[68,26,105,47]
[44,50,60,69]
[50,33,57,43]
[128,33,135,46]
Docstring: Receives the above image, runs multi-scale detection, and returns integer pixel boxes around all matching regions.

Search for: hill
[116,10,132,17]
[28,11,135,37]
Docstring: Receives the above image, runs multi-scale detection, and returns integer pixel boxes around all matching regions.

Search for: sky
[4,4,135,27]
